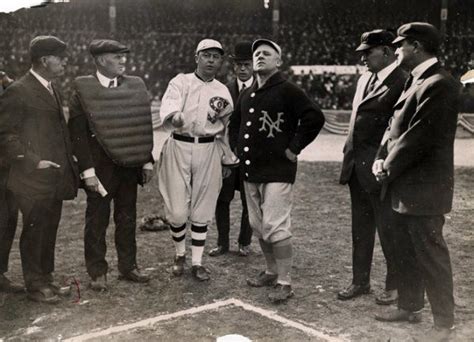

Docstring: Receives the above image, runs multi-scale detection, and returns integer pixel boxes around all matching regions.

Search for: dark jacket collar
[253,71,286,92]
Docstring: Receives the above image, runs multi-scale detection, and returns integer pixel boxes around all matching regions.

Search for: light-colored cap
[252,39,281,56]
[461,69,474,85]
[196,39,224,55]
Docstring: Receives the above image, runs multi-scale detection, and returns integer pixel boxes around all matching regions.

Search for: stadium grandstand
[0,0,473,132]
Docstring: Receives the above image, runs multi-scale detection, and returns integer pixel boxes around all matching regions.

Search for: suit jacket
[226,78,249,151]
[376,63,460,215]
[340,66,408,193]
[68,75,148,190]
[0,72,78,200]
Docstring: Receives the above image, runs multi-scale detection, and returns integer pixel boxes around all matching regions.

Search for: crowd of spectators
[0,0,472,110]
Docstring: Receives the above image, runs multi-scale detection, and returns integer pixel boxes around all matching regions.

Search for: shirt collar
[237,76,254,91]
[411,57,438,83]
[96,70,117,88]
[194,71,214,83]
[375,61,398,84]
[29,68,50,90]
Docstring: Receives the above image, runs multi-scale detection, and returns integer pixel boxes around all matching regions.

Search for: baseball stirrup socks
[191,224,207,266]
[170,224,186,256]
[259,239,277,275]
[273,238,293,285]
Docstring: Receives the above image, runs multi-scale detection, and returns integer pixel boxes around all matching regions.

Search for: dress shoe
[238,244,251,257]
[48,282,71,296]
[375,308,422,323]
[90,275,108,292]
[268,283,294,303]
[0,274,24,293]
[247,271,278,287]
[119,268,150,283]
[208,246,228,257]
[414,326,454,342]
[26,286,61,304]
[191,265,210,281]
[172,255,186,276]
[376,289,398,305]
[337,283,371,300]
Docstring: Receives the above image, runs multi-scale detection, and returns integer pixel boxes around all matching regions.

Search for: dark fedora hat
[230,41,253,60]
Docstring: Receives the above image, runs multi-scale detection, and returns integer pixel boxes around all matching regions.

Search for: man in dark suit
[69,40,154,291]
[338,30,408,304]
[0,70,23,294]
[373,23,459,342]
[0,36,79,303]
[209,41,254,257]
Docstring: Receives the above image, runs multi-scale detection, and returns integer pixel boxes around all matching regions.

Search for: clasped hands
[372,159,388,182]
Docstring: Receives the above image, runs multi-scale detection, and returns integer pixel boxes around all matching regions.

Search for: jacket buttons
[245,160,251,165]
[244,134,249,139]
[246,121,251,126]
[250,93,255,98]
[249,108,255,113]
[244,146,249,152]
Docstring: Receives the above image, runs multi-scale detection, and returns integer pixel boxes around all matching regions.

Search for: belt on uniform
[172,133,215,143]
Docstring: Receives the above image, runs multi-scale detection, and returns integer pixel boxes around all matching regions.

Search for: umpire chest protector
[73,75,153,167]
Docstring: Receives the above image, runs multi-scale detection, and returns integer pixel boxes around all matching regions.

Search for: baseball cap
[355,29,396,51]
[196,39,224,55]
[89,39,130,56]
[252,39,282,56]
[392,22,441,50]
[29,36,67,59]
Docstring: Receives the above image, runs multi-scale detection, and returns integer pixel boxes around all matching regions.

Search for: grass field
[0,162,473,341]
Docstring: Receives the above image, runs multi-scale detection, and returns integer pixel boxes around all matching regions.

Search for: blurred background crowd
[0,0,472,110]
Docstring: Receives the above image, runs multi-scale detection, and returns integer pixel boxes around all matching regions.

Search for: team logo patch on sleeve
[207,96,230,124]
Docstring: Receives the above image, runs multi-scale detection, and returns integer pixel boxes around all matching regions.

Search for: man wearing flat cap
[373,22,459,341]
[68,39,154,291]
[209,41,254,258]
[338,29,408,305]
[0,35,79,303]
[229,39,325,303]
[158,38,237,281]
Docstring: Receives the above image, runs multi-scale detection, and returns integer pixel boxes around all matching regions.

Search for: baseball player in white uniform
[158,39,237,281]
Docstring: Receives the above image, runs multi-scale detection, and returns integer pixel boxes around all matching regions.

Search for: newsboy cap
[89,39,130,56]
[29,36,67,60]
[230,41,253,60]
[355,29,396,51]
[252,39,282,56]
[392,22,441,49]
[195,39,224,55]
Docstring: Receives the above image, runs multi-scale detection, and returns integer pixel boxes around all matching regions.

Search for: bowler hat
[252,39,281,56]
[89,39,130,56]
[29,36,67,60]
[230,41,253,60]
[392,22,441,50]
[355,29,396,51]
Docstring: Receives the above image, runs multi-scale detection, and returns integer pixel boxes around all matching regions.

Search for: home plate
[65,298,346,341]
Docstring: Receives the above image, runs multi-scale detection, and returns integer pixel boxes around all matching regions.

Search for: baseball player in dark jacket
[230,39,325,303]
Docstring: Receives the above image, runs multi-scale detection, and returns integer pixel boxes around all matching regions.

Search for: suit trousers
[0,169,19,274]
[215,168,252,249]
[84,166,138,279]
[348,174,397,290]
[392,211,454,328]
[15,194,62,290]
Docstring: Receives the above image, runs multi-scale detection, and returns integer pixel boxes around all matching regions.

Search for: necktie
[240,83,246,92]
[403,74,413,92]
[108,80,115,88]
[365,73,378,96]
[46,82,54,96]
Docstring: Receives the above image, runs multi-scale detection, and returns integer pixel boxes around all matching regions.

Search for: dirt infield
[1,162,473,341]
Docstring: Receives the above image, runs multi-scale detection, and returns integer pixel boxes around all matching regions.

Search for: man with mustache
[69,39,154,291]
[230,39,325,303]
[338,29,408,305]
[0,36,79,303]
[158,39,237,281]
